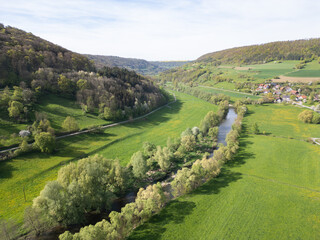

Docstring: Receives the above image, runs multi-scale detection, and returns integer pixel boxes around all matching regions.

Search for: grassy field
[196,86,261,102]
[35,94,110,131]
[243,61,299,79]
[129,103,320,240]
[0,94,110,148]
[0,91,217,225]
[285,61,320,77]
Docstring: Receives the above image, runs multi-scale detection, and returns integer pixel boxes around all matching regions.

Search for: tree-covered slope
[85,54,189,75]
[0,24,168,130]
[198,38,320,65]
[0,24,95,86]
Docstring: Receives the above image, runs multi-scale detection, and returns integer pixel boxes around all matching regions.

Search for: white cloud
[1,0,320,60]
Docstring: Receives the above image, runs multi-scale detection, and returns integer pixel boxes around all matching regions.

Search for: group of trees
[0,85,36,122]
[129,102,229,183]
[59,182,166,240]
[31,68,169,120]
[0,24,94,87]
[24,101,231,238]
[171,104,245,197]
[32,155,130,227]
[56,103,244,240]
[0,24,169,126]
[298,110,320,124]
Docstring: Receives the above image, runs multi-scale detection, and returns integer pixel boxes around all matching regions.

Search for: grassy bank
[128,103,320,239]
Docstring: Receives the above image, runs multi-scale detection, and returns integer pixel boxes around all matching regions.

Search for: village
[254,82,319,104]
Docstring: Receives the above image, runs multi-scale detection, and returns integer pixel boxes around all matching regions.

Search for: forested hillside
[0,24,168,125]
[198,38,320,65]
[85,54,188,75]
[0,24,95,86]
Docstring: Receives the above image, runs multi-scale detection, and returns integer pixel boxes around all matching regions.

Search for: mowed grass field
[129,104,320,240]
[0,91,217,225]
[244,61,299,79]
[286,61,320,77]
[196,86,261,102]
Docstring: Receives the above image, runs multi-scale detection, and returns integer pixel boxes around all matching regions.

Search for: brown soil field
[272,75,320,83]
[234,67,251,70]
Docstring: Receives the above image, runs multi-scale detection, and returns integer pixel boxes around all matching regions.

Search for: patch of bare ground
[272,75,320,83]
[217,66,234,69]
[234,67,251,70]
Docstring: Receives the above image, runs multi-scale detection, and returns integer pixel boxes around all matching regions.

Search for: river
[34,108,238,240]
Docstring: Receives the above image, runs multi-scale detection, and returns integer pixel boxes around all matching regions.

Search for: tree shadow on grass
[128,200,196,240]
[128,119,257,239]
[0,161,16,179]
[192,169,243,196]
[22,132,143,184]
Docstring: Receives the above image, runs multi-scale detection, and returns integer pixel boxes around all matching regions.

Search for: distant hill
[198,38,320,65]
[0,24,168,122]
[158,38,320,85]
[0,24,95,86]
[85,54,189,75]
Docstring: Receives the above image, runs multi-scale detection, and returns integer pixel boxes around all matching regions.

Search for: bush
[62,116,79,132]
[34,132,55,153]
[298,110,314,123]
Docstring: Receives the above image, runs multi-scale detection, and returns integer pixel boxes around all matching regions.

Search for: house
[285,87,292,92]
[273,90,281,95]
[19,130,31,137]
[275,97,283,103]
[282,95,291,101]
[299,95,307,100]
[290,90,298,95]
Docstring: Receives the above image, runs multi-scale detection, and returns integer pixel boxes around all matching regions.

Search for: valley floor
[0,91,217,225]
[128,104,320,239]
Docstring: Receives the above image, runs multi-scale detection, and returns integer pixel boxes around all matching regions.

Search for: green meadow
[244,61,299,79]
[0,91,217,225]
[35,94,110,131]
[0,94,110,148]
[285,61,320,77]
[129,104,320,240]
[196,86,261,102]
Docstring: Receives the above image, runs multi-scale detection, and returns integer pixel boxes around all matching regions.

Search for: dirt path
[0,93,176,155]
[311,138,320,146]
[292,101,320,114]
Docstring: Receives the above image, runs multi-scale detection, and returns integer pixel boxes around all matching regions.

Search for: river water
[209,108,238,158]
[35,108,238,240]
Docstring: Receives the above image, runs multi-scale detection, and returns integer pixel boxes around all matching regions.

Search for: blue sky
[1,0,320,60]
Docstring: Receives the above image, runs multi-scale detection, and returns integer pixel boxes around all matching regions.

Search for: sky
[1,0,320,61]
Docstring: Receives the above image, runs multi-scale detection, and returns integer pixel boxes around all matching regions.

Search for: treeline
[57,104,246,240]
[171,103,246,197]
[198,38,320,65]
